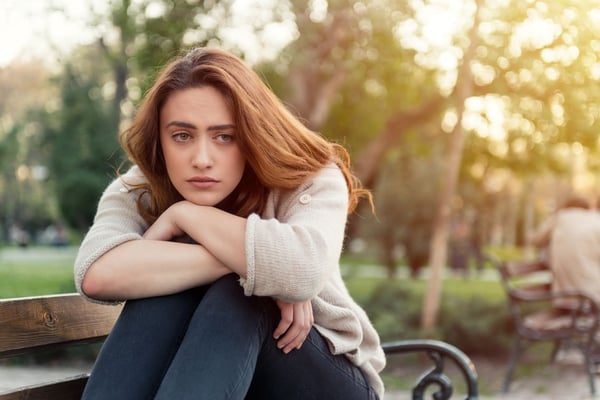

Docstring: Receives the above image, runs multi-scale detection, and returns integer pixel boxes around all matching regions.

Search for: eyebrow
[165,121,235,131]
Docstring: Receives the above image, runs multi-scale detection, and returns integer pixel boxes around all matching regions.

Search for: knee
[204,274,276,317]
[207,273,243,298]
[121,289,203,320]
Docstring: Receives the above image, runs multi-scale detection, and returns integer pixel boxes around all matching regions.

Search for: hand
[273,299,314,354]
[143,202,187,241]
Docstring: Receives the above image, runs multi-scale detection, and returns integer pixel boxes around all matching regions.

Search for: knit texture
[547,209,600,306]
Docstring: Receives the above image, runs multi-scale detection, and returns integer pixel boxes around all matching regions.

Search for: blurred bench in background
[491,256,599,397]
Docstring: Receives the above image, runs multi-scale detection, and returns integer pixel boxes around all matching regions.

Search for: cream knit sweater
[74,163,386,398]
[531,208,600,307]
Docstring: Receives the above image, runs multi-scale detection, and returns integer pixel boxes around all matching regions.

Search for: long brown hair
[120,47,371,223]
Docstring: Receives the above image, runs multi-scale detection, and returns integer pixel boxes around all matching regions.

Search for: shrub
[363,280,514,358]
[363,281,429,342]
[438,295,512,357]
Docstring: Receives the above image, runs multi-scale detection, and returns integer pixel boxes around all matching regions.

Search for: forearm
[81,239,230,301]
[172,202,248,277]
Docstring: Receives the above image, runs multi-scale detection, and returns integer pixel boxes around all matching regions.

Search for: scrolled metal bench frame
[382,339,479,400]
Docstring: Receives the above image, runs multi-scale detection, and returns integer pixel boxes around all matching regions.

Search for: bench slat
[0,294,122,357]
[0,375,88,400]
[504,260,549,277]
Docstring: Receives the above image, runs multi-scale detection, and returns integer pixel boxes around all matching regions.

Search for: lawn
[0,246,77,298]
[0,246,506,301]
[343,270,506,305]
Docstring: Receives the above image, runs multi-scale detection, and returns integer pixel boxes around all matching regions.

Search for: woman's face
[159,86,245,206]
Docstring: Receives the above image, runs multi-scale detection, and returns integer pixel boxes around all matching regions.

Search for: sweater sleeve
[73,166,149,303]
[241,165,349,302]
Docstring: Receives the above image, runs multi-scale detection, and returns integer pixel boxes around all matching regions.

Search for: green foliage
[363,280,424,341]
[39,64,122,231]
[313,1,425,152]
[439,295,512,357]
[119,0,233,95]
[361,278,513,358]
[365,133,444,277]
[0,119,59,240]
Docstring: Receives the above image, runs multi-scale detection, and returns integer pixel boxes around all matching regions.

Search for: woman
[75,47,385,399]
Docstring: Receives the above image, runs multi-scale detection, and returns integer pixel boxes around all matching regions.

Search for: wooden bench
[0,293,479,399]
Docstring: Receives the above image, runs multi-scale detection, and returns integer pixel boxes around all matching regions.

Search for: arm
[244,165,349,302]
[142,202,248,278]
[82,240,230,300]
[143,201,315,352]
[143,165,349,302]
[75,167,230,302]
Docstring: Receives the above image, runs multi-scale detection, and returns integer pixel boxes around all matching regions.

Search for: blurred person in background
[529,196,600,308]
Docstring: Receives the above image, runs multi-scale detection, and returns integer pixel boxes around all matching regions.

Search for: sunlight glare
[463,95,507,141]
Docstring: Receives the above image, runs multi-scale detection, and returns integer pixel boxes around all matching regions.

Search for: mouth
[186,176,219,189]
[188,177,219,183]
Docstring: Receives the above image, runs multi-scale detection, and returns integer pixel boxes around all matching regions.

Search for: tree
[421,0,482,332]
[0,60,56,242]
[370,131,443,278]
[34,0,238,233]
[39,55,121,232]
[97,0,233,126]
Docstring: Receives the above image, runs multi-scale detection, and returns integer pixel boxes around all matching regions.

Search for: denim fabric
[82,274,378,400]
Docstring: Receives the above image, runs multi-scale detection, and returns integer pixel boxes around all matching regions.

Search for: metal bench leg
[502,335,523,394]
[583,337,598,397]
[549,339,562,363]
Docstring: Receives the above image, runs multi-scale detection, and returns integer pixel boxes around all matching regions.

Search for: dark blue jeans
[82,274,378,399]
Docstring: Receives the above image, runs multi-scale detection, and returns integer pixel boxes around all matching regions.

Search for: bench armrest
[382,339,479,400]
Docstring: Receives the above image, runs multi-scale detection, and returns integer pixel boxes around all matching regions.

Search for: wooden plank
[0,375,88,400]
[514,283,552,295]
[0,293,122,357]
[505,260,549,277]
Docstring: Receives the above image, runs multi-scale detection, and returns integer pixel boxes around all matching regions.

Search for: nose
[192,137,213,169]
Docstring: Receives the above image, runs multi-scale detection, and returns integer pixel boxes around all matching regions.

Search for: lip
[187,176,219,189]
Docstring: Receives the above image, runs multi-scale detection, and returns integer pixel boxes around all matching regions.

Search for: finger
[304,301,314,328]
[296,302,313,350]
[273,302,292,340]
[281,302,313,352]
[278,304,306,353]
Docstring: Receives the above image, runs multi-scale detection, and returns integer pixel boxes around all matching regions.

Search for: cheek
[162,145,184,176]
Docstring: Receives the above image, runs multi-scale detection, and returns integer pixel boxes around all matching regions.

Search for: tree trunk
[421,0,482,333]
[353,96,446,188]
[287,7,354,131]
[345,95,448,243]
[98,0,132,132]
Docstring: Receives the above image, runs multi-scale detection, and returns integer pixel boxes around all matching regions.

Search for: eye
[215,133,234,143]
[173,132,191,142]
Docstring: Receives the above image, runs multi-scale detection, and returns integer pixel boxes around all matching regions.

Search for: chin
[184,196,222,207]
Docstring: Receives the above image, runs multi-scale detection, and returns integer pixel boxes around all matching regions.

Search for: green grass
[0,247,506,301]
[0,264,75,297]
[344,274,505,305]
[0,246,77,298]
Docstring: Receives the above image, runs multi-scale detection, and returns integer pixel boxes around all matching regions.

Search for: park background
[1,0,600,397]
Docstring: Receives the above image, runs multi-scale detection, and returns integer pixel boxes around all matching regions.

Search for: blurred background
[1,0,600,396]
